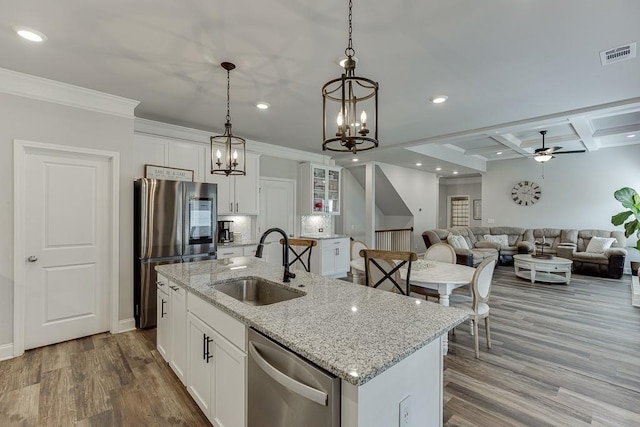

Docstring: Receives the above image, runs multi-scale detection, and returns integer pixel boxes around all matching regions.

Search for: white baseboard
[0,343,15,361]
[118,318,136,333]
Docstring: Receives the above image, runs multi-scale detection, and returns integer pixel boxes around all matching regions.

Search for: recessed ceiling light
[352,158,359,162]
[627,134,636,138]
[435,167,442,171]
[430,95,448,104]
[12,26,47,42]
[256,102,270,110]
[496,151,503,155]
[415,162,422,166]
[453,171,459,175]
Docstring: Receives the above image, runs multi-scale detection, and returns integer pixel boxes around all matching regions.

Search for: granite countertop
[156,257,467,386]
[299,233,349,240]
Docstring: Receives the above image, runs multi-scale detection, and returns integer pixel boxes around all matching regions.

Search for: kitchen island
[156,257,467,427]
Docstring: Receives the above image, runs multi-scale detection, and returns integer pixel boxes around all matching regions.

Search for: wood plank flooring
[0,269,638,426]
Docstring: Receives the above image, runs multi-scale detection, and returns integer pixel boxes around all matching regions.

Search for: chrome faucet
[255,227,296,282]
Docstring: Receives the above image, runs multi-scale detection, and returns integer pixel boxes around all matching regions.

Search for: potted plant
[611,187,640,275]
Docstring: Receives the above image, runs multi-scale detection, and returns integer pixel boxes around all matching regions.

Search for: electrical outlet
[399,395,411,427]
[488,218,495,224]
[318,228,323,233]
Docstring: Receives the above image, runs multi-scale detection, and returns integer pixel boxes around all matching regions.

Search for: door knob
[28,256,38,262]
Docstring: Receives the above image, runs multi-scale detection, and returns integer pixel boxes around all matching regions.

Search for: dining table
[350,258,477,354]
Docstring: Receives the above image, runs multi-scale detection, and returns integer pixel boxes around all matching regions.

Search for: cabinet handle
[161,299,167,318]
[206,336,214,363]
[202,334,207,360]
[230,202,233,212]
[169,285,178,291]
[236,202,239,212]
[156,281,164,287]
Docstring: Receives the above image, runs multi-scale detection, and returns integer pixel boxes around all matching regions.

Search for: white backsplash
[301,215,333,236]
[218,215,254,242]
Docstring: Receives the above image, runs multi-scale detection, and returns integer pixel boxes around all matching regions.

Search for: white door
[258,178,295,266]
[23,146,111,350]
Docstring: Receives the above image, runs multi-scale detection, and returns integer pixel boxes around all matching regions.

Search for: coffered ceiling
[2,1,640,177]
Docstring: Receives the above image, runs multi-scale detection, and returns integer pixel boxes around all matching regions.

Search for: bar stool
[280,238,317,272]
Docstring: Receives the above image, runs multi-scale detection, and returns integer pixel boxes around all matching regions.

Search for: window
[449,196,470,227]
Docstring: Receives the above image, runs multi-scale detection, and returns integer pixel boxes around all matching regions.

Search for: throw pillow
[484,234,509,248]
[447,234,469,250]
[585,236,617,253]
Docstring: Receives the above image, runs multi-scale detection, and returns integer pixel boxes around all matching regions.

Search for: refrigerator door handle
[248,342,328,406]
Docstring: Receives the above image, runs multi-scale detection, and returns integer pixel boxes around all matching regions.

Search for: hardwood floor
[444,268,640,426]
[1,269,638,426]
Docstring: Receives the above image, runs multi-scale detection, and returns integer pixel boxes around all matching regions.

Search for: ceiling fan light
[534,154,552,163]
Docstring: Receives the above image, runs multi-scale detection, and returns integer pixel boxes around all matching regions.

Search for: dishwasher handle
[248,341,328,406]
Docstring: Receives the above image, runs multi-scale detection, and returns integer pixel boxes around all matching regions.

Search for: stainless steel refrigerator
[134,178,217,328]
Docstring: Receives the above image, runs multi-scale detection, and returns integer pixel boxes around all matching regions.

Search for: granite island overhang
[156,256,467,386]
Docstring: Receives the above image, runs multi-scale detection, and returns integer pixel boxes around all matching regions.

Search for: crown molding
[0,68,139,118]
[134,117,331,164]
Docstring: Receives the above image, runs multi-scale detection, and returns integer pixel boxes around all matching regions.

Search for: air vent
[600,42,636,66]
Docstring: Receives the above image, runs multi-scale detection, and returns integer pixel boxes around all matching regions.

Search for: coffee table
[513,254,573,284]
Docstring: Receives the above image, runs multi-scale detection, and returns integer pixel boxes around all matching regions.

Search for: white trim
[0,67,139,118]
[13,140,120,356]
[118,318,136,333]
[135,117,330,164]
[0,343,14,361]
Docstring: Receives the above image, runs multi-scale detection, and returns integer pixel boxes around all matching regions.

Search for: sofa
[422,226,627,278]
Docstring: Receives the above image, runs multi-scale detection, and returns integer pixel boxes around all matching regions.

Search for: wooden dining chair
[451,256,497,358]
[280,238,317,272]
[359,249,418,295]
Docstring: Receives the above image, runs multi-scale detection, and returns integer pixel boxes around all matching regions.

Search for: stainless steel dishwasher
[248,328,341,426]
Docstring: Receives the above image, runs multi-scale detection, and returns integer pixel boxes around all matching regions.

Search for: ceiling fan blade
[553,150,586,154]
[534,145,562,154]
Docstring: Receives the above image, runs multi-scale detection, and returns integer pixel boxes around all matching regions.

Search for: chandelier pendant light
[211,62,246,176]
[322,0,379,154]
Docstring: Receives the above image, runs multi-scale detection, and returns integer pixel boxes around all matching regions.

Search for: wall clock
[511,181,541,206]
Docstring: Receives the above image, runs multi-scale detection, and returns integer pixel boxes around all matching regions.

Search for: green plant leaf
[614,187,640,211]
[636,240,640,251]
[624,219,639,238]
[611,211,633,226]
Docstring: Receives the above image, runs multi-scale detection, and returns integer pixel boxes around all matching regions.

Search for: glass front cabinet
[299,163,341,215]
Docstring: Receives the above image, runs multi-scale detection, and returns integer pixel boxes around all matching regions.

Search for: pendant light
[322,0,379,154]
[211,62,246,176]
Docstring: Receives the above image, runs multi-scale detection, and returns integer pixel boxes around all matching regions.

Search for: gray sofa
[422,226,627,278]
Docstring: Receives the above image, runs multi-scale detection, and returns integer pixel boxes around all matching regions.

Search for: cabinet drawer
[243,245,258,257]
[217,246,244,259]
[188,292,247,352]
[156,273,169,289]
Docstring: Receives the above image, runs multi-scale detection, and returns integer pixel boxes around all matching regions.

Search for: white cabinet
[206,151,260,215]
[310,237,350,278]
[217,246,244,259]
[299,163,342,215]
[156,275,188,385]
[133,134,207,182]
[187,294,247,427]
[243,245,258,257]
[169,284,187,385]
[156,279,170,361]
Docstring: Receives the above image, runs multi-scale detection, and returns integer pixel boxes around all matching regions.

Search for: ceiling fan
[533,130,586,162]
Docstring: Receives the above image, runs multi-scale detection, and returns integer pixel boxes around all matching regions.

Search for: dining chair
[411,243,458,301]
[451,256,497,358]
[349,240,368,284]
[280,238,317,272]
[359,249,418,295]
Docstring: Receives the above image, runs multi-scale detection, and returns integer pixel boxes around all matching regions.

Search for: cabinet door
[206,173,232,215]
[326,167,341,214]
[133,134,168,178]
[312,166,327,213]
[212,330,247,427]
[217,246,244,259]
[168,141,207,182]
[187,313,215,418]
[156,285,170,362]
[233,152,260,214]
[169,284,187,385]
[333,238,350,274]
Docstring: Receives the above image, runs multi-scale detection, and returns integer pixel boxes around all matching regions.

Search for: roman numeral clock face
[511,180,541,206]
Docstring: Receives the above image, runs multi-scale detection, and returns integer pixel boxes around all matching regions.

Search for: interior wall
[482,144,640,247]
[376,163,438,252]
[438,178,482,228]
[0,92,135,346]
[260,155,299,180]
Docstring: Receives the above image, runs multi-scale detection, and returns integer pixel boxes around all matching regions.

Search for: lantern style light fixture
[322,0,379,154]
[211,62,246,176]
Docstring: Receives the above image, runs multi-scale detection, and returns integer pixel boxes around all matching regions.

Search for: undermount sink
[212,278,305,306]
